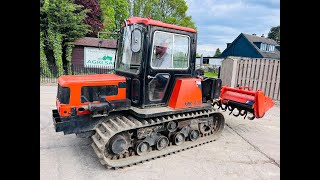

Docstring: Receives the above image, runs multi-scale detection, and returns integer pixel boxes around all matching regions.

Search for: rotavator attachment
[213,86,275,120]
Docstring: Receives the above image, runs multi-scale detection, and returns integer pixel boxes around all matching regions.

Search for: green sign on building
[84,47,116,68]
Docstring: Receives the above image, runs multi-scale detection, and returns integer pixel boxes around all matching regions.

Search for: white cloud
[210,1,245,17]
[186,0,280,55]
[200,25,239,34]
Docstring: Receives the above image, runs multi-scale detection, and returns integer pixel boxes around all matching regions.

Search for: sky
[185,0,280,56]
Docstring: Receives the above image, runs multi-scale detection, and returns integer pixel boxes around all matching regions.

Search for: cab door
[144,29,191,107]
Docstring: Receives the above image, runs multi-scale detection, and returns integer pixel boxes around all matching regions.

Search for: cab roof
[124,17,196,33]
[58,74,125,86]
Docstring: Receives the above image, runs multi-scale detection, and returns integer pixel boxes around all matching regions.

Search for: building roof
[74,37,117,49]
[222,33,280,59]
[242,33,278,45]
[242,33,280,59]
[125,17,196,33]
[259,49,280,59]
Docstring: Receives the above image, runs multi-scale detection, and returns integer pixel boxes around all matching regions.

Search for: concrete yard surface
[40,86,280,180]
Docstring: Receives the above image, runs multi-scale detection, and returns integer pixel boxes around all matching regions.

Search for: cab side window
[151,31,190,69]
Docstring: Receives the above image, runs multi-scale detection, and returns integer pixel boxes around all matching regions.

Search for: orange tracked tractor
[52,17,274,169]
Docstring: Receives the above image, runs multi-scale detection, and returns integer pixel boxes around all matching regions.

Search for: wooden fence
[220,56,280,100]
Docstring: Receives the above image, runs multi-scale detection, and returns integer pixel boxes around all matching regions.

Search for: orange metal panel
[58,74,126,86]
[57,74,127,117]
[254,91,275,118]
[168,78,203,109]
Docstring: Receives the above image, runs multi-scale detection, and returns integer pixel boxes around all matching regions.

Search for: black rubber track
[91,109,225,169]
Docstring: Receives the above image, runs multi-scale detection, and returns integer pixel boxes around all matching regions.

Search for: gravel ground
[40,86,280,180]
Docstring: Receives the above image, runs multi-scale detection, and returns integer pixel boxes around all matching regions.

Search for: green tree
[47,30,64,75]
[65,43,74,75]
[99,0,196,38]
[132,0,196,29]
[74,0,104,37]
[41,0,90,75]
[214,48,221,57]
[99,2,116,36]
[42,0,90,42]
[99,0,130,38]
[196,53,201,58]
[268,25,280,45]
[40,32,52,77]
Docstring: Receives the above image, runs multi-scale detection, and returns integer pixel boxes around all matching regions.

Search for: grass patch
[204,72,218,77]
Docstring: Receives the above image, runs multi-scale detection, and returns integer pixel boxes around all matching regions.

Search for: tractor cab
[114,17,199,108]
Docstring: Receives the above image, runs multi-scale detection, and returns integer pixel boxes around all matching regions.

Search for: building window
[260,43,266,51]
[260,43,275,52]
[270,45,275,51]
